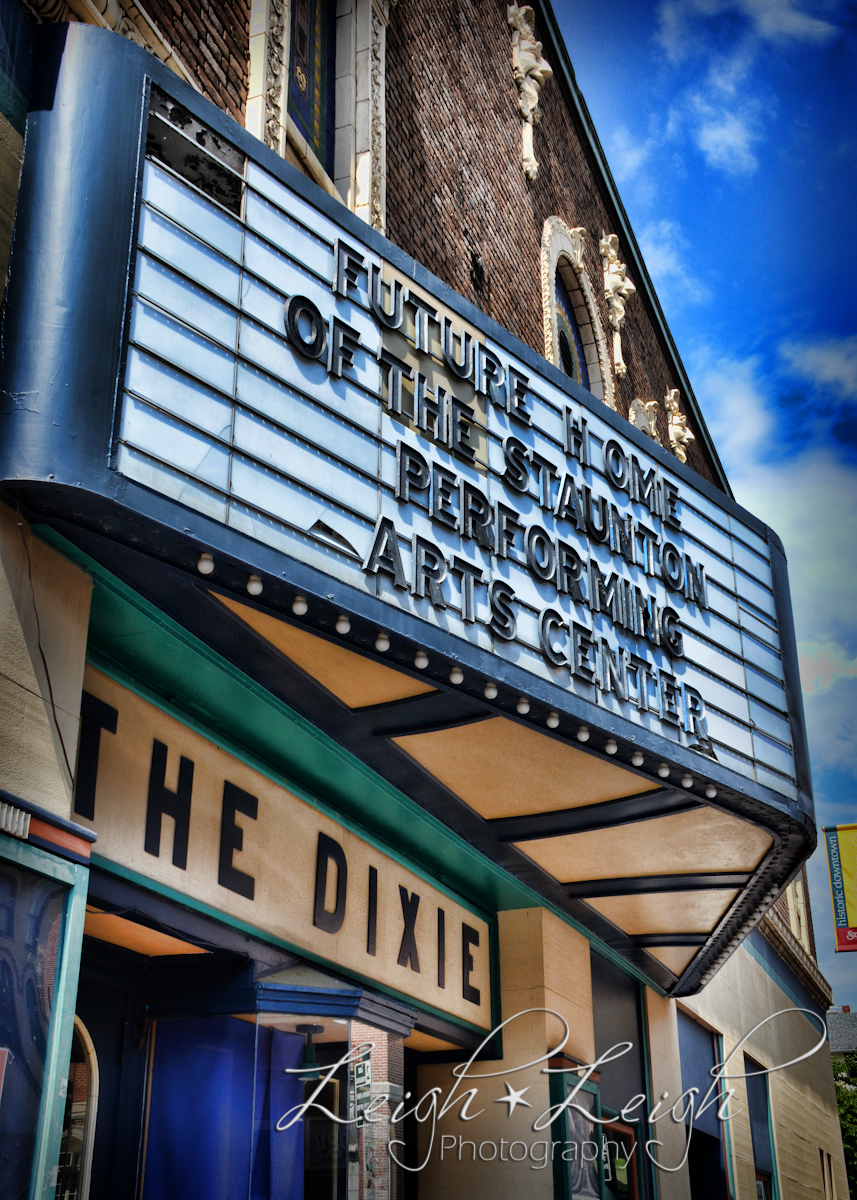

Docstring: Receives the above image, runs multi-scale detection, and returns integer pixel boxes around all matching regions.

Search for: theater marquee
[111,86,797,798]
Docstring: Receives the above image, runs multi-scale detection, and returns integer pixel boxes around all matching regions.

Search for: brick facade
[140,0,249,124]
[351,1021,404,1200]
[384,0,718,487]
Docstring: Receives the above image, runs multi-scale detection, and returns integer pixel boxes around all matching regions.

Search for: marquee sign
[114,86,797,802]
[77,666,494,1028]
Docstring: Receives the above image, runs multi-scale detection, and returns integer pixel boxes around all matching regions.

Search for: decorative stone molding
[629,397,662,444]
[759,908,833,1009]
[264,0,288,154]
[507,3,552,182]
[363,0,396,233]
[34,0,197,86]
[600,233,635,379]
[665,388,695,463]
[540,216,613,408]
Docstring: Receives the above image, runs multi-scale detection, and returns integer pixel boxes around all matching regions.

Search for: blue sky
[553,0,857,1005]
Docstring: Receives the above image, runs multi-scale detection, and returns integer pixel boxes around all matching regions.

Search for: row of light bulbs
[287,591,719,800]
[197,552,265,595]
[696,884,780,986]
[197,551,722,803]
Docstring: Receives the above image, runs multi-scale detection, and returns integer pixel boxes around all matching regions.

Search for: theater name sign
[1,28,813,990]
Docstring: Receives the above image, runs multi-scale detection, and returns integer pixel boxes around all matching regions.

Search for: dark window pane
[0,862,66,1197]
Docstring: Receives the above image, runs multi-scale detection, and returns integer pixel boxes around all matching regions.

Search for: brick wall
[385,0,718,487]
[143,0,250,124]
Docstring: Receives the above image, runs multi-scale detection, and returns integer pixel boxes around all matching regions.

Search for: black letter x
[397,886,421,972]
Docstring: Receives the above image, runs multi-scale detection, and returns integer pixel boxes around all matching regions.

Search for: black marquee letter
[462,924,481,1005]
[313,833,348,933]
[367,866,378,956]
[144,739,193,869]
[437,908,446,989]
[284,295,327,361]
[218,782,258,900]
[74,691,118,820]
[363,516,408,590]
[397,886,421,972]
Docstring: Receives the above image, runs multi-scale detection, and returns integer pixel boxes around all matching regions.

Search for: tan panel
[80,667,492,1029]
[404,1030,461,1053]
[84,907,209,956]
[498,907,595,1065]
[647,945,697,976]
[516,806,773,882]
[394,717,656,818]
[588,889,738,935]
[213,593,435,707]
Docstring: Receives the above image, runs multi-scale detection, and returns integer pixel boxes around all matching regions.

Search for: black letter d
[313,832,348,933]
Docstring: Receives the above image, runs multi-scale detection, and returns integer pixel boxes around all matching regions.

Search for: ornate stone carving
[369,0,394,232]
[32,0,195,80]
[265,0,288,153]
[31,0,193,84]
[665,389,695,462]
[27,0,74,22]
[629,397,662,444]
[600,233,635,379]
[507,4,552,181]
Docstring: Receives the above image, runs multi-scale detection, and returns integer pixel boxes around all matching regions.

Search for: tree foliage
[832,1052,857,1198]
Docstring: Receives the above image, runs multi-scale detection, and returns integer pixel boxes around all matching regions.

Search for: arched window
[555,269,590,391]
[541,217,614,408]
[55,1017,99,1200]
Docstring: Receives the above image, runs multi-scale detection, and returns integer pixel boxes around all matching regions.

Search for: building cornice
[758,908,833,1010]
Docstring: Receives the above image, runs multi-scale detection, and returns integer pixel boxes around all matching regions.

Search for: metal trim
[561,872,752,898]
[487,788,699,841]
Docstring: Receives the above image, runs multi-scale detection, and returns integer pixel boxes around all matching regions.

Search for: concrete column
[644,989,692,1200]
[0,506,92,814]
[414,907,595,1200]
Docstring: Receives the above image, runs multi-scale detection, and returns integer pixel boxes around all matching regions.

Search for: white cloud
[728,446,857,651]
[693,102,760,173]
[656,0,839,62]
[780,334,857,399]
[638,219,712,303]
[798,641,857,695]
[651,1,839,176]
[803,674,857,776]
[609,126,652,182]
[689,351,774,462]
[737,0,838,44]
